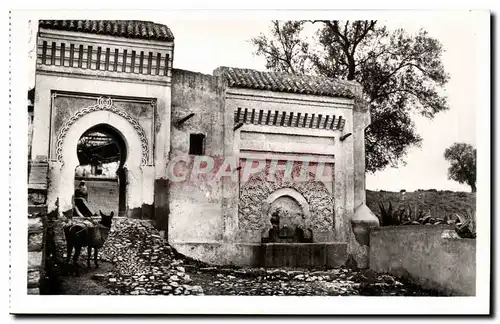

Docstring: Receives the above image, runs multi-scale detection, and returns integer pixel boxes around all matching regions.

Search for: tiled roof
[38,20,174,42]
[214,66,356,98]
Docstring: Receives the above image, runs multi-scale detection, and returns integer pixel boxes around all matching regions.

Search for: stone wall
[167,69,226,242]
[369,225,476,296]
[227,88,343,245]
[27,203,46,295]
[27,162,48,295]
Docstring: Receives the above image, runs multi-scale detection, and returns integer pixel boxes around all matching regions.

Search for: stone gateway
[27,20,379,291]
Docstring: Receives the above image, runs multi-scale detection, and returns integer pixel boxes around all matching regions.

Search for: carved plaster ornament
[239,174,333,231]
[55,97,149,165]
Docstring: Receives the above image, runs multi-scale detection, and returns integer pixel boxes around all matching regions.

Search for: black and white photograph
[8,7,491,315]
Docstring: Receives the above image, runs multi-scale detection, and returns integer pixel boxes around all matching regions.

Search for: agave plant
[378,202,400,226]
[454,208,477,239]
[378,203,458,227]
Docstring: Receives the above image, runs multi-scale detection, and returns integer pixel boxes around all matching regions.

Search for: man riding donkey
[62,181,115,274]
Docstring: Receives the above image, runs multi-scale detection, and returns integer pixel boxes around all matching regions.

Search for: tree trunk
[470,183,477,193]
[347,55,356,81]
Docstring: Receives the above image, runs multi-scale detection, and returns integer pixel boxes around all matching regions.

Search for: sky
[161,16,480,192]
[164,16,481,192]
[27,12,483,192]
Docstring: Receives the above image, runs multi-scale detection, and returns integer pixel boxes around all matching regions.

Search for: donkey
[64,210,114,274]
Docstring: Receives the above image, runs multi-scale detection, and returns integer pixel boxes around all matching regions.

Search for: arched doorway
[51,108,153,219]
[74,124,127,217]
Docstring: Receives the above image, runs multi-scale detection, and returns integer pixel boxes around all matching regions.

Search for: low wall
[263,243,348,268]
[171,242,348,267]
[369,225,476,296]
[171,242,263,266]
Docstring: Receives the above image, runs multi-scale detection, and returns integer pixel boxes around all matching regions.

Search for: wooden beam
[234,123,244,131]
[175,113,195,127]
[340,133,352,141]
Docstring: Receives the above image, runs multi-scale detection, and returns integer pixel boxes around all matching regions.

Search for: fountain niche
[260,190,333,268]
[261,195,313,244]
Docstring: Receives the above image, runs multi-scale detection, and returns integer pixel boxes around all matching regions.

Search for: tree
[251,21,310,74]
[250,20,449,172]
[444,143,476,192]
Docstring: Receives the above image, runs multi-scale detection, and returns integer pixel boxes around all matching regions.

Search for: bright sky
[27,12,483,192]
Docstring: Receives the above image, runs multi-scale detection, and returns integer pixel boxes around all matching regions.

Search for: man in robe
[74,181,94,217]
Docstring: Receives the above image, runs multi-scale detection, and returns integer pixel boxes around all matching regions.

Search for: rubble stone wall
[27,200,46,295]
[369,225,476,296]
[28,161,49,295]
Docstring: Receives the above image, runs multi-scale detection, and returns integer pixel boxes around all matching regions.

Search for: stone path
[50,218,441,296]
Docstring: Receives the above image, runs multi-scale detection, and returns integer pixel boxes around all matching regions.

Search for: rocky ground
[47,218,442,296]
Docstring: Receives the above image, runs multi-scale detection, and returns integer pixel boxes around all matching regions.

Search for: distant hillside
[366,189,476,221]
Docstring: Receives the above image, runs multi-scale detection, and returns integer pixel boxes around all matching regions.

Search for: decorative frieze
[234,107,346,130]
[37,39,171,77]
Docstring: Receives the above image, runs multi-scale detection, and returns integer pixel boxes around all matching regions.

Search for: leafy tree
[250,20,449,172]
[444,143,476,192]
[252,21,310,74]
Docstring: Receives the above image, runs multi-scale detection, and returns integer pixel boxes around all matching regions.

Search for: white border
[8,7,491,315]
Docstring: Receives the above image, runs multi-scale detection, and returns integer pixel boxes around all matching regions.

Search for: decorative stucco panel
[238,159,334,232]
[52,95,155,165]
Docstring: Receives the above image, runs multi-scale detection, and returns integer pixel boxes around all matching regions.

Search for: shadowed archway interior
[74,123,128,217]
